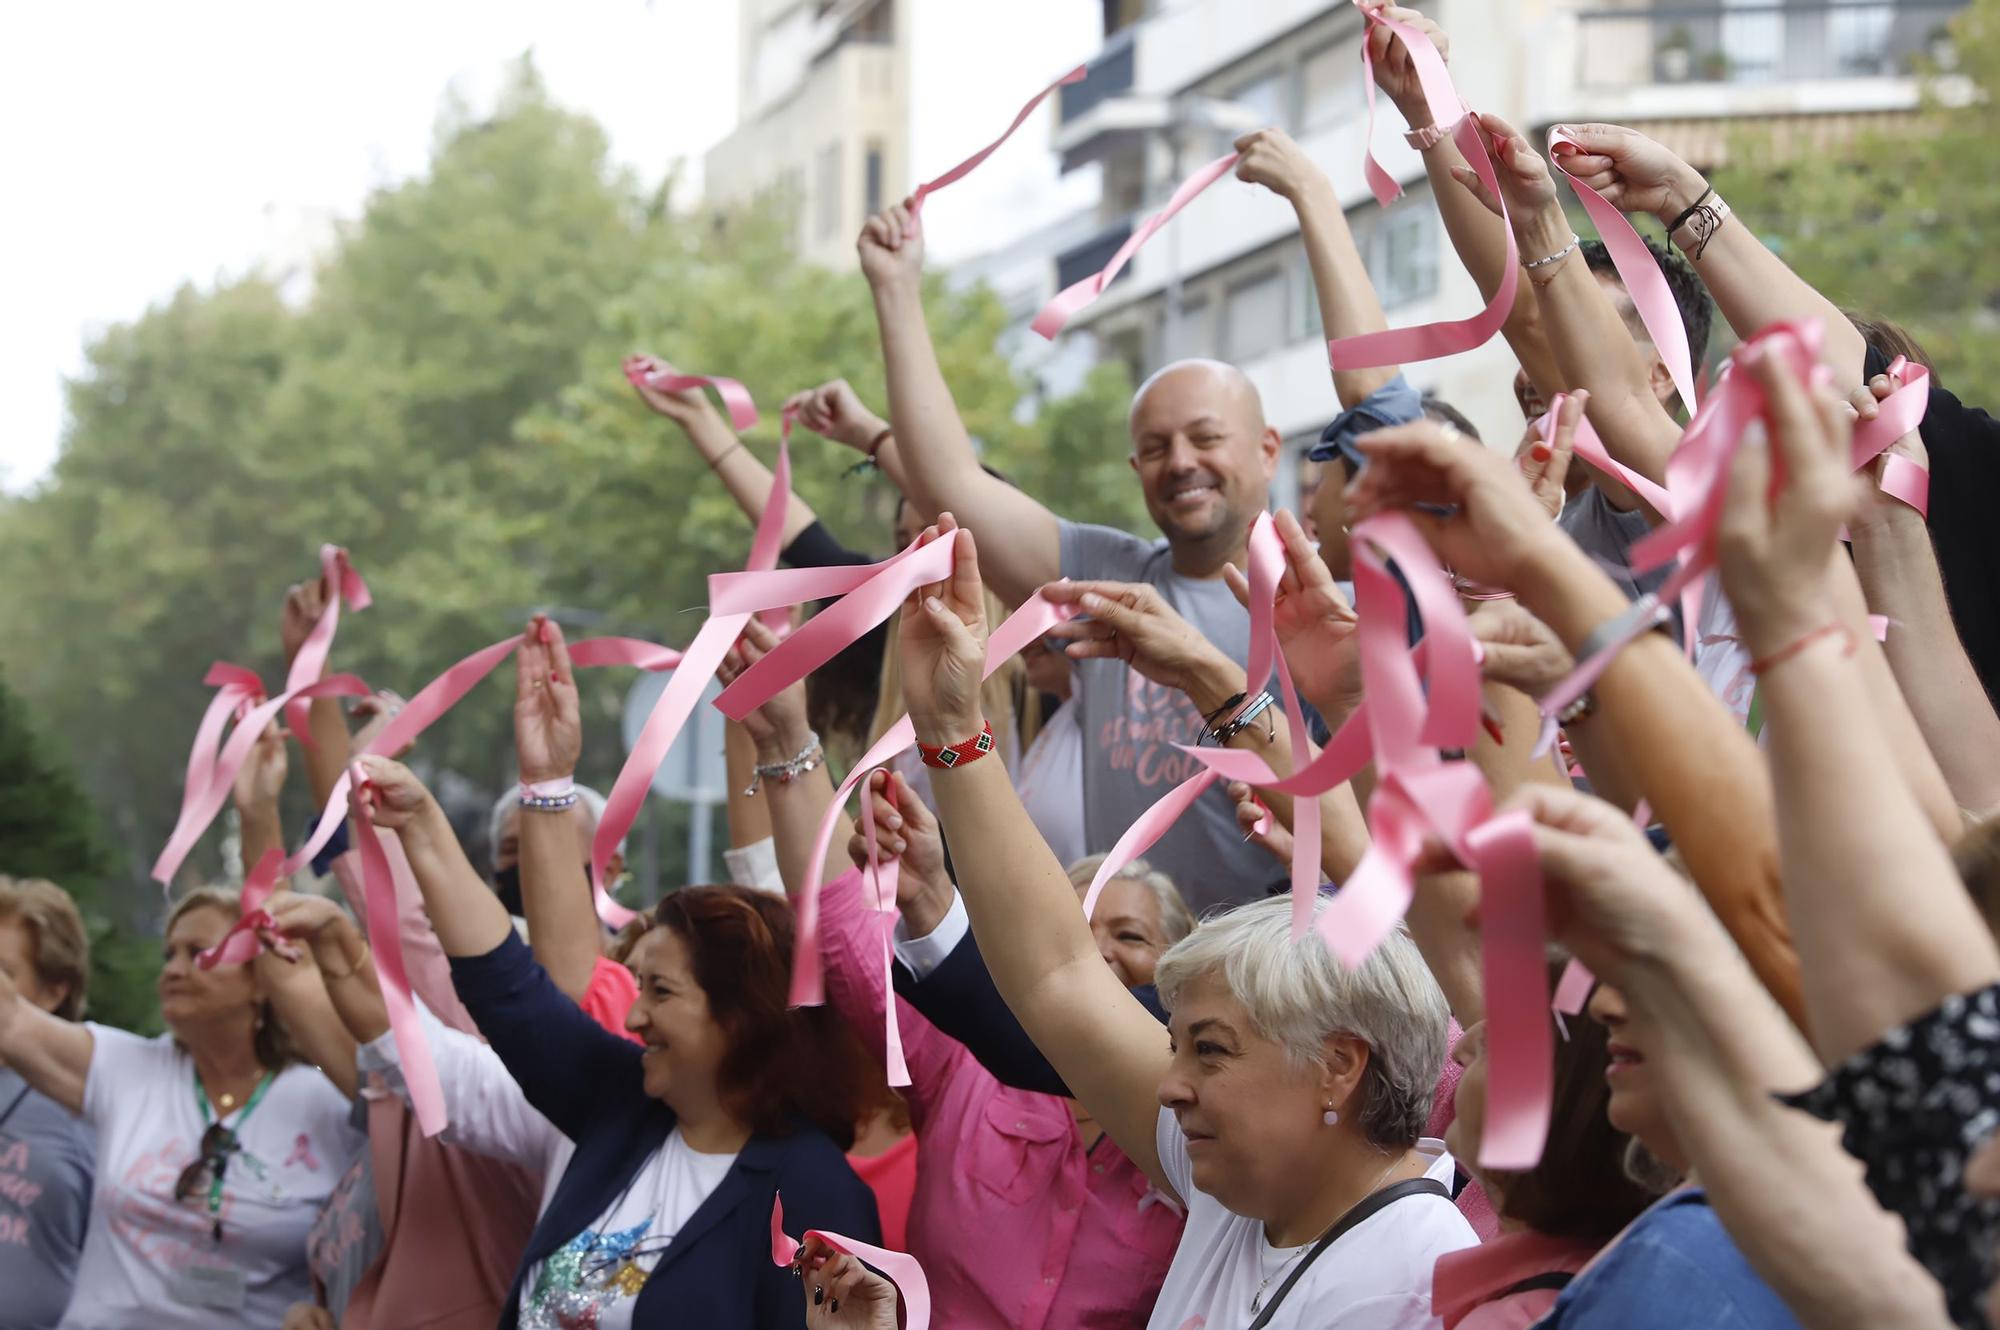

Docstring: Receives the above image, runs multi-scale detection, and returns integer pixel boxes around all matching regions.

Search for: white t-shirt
[1015,696,1088,870]
[59,1025,361,1330]
[1146,1109,1475,1330]
[516,1127,737,1330]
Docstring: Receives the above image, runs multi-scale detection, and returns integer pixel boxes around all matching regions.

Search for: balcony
[1060,35,1136,123]
[1055,217,1135,294]
[1575,1,1967,89]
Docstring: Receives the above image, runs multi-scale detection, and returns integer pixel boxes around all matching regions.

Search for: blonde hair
[870,603,1036,751]
[0,876,90,1021]
[166,888,299,1070]
[1066,854,1196,947]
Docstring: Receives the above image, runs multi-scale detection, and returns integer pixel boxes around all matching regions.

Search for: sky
[0,0,1101,490]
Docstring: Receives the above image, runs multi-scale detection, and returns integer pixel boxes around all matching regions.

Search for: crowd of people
[5,5,2000,1328]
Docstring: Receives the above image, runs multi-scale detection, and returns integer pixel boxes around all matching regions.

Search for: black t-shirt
[1866,346,2000,704]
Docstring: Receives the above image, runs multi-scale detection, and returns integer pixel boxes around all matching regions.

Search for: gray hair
[1153,896,1449,1149]
[1067,854,1196,947]
[487,783,613,865]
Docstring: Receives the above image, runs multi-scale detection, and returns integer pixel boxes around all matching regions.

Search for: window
[814,142,843,242]
[864,141,885,216]
[1223,269,1287,362]
[1225,70,1284,129]
[1168,294,1214,364]
[1300,39,1363,131]
[1373,204,1438,308]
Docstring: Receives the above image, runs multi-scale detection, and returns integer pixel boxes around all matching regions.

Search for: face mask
[491,864,524,917]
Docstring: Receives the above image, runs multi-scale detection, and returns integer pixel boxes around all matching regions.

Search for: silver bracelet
[1574,592,1674,668]
[1203,691,1276,746]
[746,730,823,796]
[520,791,580,813]
[1524,233,1582,272]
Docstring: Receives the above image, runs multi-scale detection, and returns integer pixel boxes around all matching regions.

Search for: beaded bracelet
[918,721,996,769]
[520,776,579,813]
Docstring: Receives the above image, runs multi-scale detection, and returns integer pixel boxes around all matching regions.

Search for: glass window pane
[1301,40,1362,130]
[1224,270,1287,362]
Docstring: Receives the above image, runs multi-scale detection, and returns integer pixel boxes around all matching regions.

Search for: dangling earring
[1322,1103,1340,1126]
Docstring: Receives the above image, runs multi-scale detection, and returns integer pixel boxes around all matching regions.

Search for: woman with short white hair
[893,517,1475,1329]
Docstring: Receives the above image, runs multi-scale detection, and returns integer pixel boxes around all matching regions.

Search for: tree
[0,57,1134,913]
[0,668,156,1032]
[1710,0,2000,391]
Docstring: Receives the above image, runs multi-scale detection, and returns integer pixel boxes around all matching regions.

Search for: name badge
[169,1262,248,1311]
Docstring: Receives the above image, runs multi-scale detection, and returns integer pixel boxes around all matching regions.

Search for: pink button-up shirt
[819,868,1184,1330]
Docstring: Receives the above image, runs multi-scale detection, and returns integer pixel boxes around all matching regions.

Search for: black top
[1866,345,2000,704]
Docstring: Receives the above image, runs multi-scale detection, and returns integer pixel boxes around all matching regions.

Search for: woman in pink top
[725,622,1189,1330]
[1427,962,1658,1328]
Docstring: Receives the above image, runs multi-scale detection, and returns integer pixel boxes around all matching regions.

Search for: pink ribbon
[1849,355,1932,517]
[284,1132,321,1171]
[771,1193,931,1330]
[348,776,449,1137]
[196,847,288,970]
[912,66,1087,212]
[1328,4,1516,371]
[1547,129,1700,415]
[624,355,760,433]
[855,775,909,1086]
[284,545,372,749]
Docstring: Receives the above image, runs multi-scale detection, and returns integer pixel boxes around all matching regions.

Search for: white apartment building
[705,0,912,270]
[1024,0,1965,509]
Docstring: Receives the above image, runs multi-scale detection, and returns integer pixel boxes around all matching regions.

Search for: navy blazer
[892,929,1167,1099]
[451,932,880,1330]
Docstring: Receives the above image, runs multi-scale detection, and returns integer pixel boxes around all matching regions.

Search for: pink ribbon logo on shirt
[285,1133,320,1172]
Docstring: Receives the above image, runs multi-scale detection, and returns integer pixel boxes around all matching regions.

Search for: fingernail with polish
[814,1287,824,1306]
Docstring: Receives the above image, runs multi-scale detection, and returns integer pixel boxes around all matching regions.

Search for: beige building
[705,0,912,269]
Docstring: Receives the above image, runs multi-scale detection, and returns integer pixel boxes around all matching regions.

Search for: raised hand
[1233,127,1328,203]
[350,690,411,758]
[280,577,328,670]
[1467,601,1574,699]
[1846,372,1930,533]
[781,380,889,453]
[624,355,721,428]
[1229,779,1295,866]
[515,615,581,785]
[262,889,353,944]
[1449,112,1559,219]
[716,617,810,756]
[1716,341,1859,658]
[350,755,437,833]
[1221,509,1361,714]
[798,1236,900,1330]
[1515,390,1585,521]
[1548,122,1709,225]
[847,769,952,912]
[856,198,925,294]
[897,516,989,747]
[1363,4,1451,125]
[233,722,288,812]
[1041,580,1235,697]
[1344,418,1572,593]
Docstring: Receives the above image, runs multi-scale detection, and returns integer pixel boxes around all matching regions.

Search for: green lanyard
[194,1069,275,1218]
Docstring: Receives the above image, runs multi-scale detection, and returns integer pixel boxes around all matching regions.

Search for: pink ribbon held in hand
[196,848,288,971]
[1330,2,1516,371]
[1032,151,1241,339]
[912,65,1087,213]
[1849,355,1931,517]
[285,544,372,750]
[625,355,760,433]
[771,1193,931,1330]
[855,773,909,1086]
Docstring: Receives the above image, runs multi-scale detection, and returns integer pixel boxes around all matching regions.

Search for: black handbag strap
[1500,1270,1575,1297]
[1246,1177,1451,1330]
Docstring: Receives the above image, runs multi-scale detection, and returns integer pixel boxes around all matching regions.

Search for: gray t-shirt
[0,1068,95,1330]
[1559,485,1672,604]
[1060,520,1272,917]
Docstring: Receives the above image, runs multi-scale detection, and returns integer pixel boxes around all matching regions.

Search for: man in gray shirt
[861,202,1284,914]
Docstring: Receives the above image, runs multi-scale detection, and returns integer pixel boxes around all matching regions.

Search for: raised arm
[1516,783,1951,1330]
[627,357,818,548]
[900,517,1175,1191]
[859,202,1061,605]
[252,906,359,1098]
[1552,122,1867,384]
[781,379,915,501]
[1345,417,1808,1027]
[0,954,92,1115]
[353,756,515,959]
[1715,347,2000,1066]
[267,888,390,1046]
[512,616,601,1001]
[1847,398,2000,819]
[280,577,352,810]
[1368,5,1566,400]
[232,721,293,886]
[1234,127,1396,405]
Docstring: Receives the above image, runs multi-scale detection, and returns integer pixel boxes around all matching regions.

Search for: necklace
[1250,1155,1403,1313]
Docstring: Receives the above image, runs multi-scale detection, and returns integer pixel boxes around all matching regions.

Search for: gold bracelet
[320,939,371,981]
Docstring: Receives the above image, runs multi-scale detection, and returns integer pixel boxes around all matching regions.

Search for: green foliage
[0,54,1134,1000]
[0,668,158,1032]
[1709,0,2000,390]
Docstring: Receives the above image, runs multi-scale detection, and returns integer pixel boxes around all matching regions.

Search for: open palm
[515,615,581,784]
[897,515,990,744]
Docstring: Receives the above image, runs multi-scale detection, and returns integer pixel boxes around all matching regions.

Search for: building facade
[705,0,912,270]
